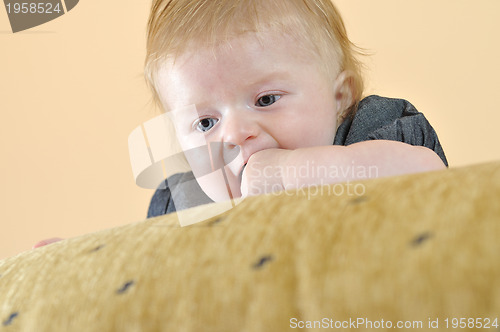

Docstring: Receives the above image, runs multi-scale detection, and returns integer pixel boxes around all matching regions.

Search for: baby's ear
[332,70,355,115]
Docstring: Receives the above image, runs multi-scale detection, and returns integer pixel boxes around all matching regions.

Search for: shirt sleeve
[147,176,178,218]
[333,95,448,167]
[147,171,213,218]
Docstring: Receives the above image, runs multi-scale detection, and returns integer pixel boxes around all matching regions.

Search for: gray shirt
[147,95,448,218]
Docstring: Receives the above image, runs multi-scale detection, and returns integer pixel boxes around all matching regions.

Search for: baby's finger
[33,237,64,249]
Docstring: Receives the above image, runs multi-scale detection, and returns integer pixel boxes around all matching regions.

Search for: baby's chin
[196,171,242,203]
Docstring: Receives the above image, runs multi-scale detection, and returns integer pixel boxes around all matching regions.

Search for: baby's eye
[256,94,281,107]
[195,118,218,132]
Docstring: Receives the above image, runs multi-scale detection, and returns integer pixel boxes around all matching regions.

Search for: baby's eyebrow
[247,70,292,87]
[168,104,202,120]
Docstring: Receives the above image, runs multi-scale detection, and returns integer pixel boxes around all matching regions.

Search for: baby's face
[156,31,341,201]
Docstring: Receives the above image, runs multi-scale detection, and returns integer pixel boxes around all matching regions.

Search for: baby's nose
[221,112,259,147]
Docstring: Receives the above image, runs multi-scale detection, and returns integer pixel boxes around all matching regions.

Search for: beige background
[1,0,499,259]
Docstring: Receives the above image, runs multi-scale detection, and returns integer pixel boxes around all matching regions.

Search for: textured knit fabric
[2,162,500,331]
[147,95,447,218]
[334,95,447,165]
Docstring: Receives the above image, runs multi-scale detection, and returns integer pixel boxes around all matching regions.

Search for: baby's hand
[240,148,292,197]
[33,237,63,249]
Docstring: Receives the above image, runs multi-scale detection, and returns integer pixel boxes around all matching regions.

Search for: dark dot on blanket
[252,255,274,269]
[411,232,433,247]
[90,244,105,253]
[208,217,224,226]
[349,196,368,205]
[116,280,135,294]
[2,312,19,326]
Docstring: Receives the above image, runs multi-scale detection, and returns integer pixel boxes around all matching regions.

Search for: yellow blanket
[1,162,499,331]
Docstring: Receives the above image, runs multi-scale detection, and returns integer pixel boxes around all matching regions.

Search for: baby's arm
[241,141,445,196]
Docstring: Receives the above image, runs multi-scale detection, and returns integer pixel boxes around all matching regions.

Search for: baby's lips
[33,237,64,249]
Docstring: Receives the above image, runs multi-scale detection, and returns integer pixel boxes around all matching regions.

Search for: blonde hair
[145,0,366,117]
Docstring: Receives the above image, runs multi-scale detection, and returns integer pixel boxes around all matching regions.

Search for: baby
[34,0,448,246]
[145,0,447,217]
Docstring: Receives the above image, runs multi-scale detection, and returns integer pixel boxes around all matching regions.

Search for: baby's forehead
[165,29,333,75]
[158,32,326,88]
